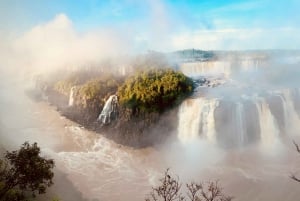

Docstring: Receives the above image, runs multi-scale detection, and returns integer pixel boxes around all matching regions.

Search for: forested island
[33,64,194,147]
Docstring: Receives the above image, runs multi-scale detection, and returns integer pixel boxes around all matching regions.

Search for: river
[1,70,300,201]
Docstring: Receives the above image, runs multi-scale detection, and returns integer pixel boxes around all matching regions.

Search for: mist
[1,1,300,201]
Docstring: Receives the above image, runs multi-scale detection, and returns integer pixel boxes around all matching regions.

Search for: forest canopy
[117,68,194,113]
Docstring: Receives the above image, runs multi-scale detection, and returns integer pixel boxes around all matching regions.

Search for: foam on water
[46,126,161,200]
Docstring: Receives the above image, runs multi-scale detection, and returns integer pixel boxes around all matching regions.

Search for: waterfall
[98,95,119,124]
[178,98,218,143]
[68,86,76,106]
[254,97,279,146]
[278,89,300,135]
[202,99,219,142]
[178,99,203,143]
[235,102,245,146]
[240,60,258,72]
[177,95,280,146]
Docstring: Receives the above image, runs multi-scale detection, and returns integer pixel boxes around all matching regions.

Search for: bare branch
[186,182,202,201]
[146,168,183,201]
[293,140,300,153]
[146,169,233,201]
[290,140,300,183]
[290,174,300,183]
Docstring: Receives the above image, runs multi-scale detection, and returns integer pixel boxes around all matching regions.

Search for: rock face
[40,86,175,147]
[97,95,119,124]
[193,76,227,89]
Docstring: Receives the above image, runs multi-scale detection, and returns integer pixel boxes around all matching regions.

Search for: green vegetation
[53,71,123,109]
[76,77,121,108]
[117,68,194,113]
[0,142,54,201]
[53,70,103,96]
[52,68,194,115]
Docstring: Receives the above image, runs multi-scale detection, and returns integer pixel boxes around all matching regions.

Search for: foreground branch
[146,169,233,201]
[291,140,300,183]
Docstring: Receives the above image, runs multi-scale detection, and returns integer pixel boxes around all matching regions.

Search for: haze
[1,1,300,201]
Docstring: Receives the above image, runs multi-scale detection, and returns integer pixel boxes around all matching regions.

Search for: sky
[1,0,300,53]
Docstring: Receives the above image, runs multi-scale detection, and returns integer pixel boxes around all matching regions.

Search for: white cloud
[4,14,132,74]
[170,28,300,50]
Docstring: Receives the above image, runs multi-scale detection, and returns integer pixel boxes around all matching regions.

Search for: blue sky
[1,0,300,50]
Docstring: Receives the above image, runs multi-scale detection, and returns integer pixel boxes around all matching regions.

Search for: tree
[146,169,233,201]
[0,142,55,200]
[146,169,184,201]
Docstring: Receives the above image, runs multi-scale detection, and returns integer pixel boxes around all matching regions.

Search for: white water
[177,92,297,147]
[48,126,161,201]
[235,102,246,146]
[254,97,279,147]
[278,89,300,135]
[202,99,219,142]
[98,95,118,124]
[177,99,203,143]
[68,86,76,106]
[178,98,218,143]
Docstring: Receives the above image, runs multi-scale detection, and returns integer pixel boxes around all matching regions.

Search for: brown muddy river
[1,75,300,201]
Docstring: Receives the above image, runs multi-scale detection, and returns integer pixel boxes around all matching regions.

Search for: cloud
[170,27,300,50]
[130,0,175,51]
[3,13,133,74]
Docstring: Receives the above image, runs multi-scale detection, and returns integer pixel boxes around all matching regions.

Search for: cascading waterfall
[177,99,204,143]
[277,89,300,135]
[177,94,285,147]
[98,95,119,124]
[201,99,219,142]
[235,102,246,146]
[177,98,218,143]
[68,86,76,106]
[254,97,279,146]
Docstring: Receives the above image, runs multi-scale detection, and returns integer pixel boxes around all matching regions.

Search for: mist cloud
[1,14,133,75]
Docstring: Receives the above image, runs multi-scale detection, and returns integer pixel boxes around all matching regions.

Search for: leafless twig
[146,169,233,201]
